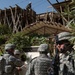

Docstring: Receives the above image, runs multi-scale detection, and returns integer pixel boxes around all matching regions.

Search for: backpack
[0,55,5,75]
[0,54,15,75]
[33,56,54,75]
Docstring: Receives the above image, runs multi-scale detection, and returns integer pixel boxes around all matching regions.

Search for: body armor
[26,44,53,75]
[34,55,52,75]
[1,53,16,75]
[0,43,21,75]
[26,54,53,75]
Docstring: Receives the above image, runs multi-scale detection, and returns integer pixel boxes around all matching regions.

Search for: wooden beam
[5,8,7,10]
[56,0,59,3]
[15,4,21,9]
[9,6,13,8]
[0,9,2,10]
[47,0,68,23]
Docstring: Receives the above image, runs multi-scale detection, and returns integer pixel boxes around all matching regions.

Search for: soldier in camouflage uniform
[14,50,23,75]
[0,43,21,75]
[26,44,54,75]
[55,32,74,75]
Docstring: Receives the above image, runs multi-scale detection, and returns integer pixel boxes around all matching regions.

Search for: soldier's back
[33,55,52,75]
[2,53,23,75]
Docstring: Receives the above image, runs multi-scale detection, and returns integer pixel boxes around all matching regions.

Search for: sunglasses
[56,40,70,45]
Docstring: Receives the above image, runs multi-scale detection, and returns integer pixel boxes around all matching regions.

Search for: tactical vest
[33,55,53,75]
[0,54,16,75]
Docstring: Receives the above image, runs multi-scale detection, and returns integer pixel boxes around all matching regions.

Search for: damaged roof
[22,21,71,35]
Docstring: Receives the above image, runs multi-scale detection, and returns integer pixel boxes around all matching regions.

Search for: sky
[0,0,64,14]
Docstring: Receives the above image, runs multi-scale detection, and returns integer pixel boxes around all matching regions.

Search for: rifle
[52,35,59,75]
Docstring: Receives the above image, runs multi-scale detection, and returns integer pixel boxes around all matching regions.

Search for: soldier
[16,54,27,75]
[14,50,21,59]
[26,43,54,75]
[55,32,74,75]
[14,50,27,75]
[14,50,22,75]
[0,43,20,75]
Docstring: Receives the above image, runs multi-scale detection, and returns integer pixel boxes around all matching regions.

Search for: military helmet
[5,43,15,50]
[14,50,20,55]
[38,44,49,52]
[57,32,72,42]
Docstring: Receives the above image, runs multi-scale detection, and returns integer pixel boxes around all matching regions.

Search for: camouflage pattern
[55,32,75,75]
[14,50,20,55]
[26,44,53,75]
[72,52,75,74]
[0,55,5,75]
[5,43,15,50]
[1,53,17,75]
[38,44,49,52]
[57,32,72,41]
[26,55,53,75]
[59,52,74,75]
[14,50,23,75]
[0,44,21,75]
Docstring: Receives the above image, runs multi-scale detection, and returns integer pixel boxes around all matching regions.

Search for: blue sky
[0,0,64,14]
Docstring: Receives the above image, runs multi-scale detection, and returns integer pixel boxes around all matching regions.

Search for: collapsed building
[0,4,36,33]
[0,1,70,33]
[0,0,73,54]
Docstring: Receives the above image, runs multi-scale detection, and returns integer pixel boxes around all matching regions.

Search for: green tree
[0,24,12,45]
[0,24,12,55]
[0,24,12,35]
[6,32,50,51]
[6,32,31,51]
[65,0,75,43]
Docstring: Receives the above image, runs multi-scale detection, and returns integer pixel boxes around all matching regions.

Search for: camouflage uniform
[59,52,74,75]
[26,44,54,75]
[0,43,21,75]
[56,32,75,75]
[14,50,23,75]
[73,53,75,74]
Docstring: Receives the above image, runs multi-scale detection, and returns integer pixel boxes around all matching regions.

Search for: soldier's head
[57,32,72,43]
[5,43,15,54]
[56,32,73,53]
[14,49,20,58]
[14,50,20,55]
[21,54,26,62]
[38,44,49,54]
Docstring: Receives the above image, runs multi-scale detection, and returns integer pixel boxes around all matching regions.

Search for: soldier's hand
[16,67,22,71]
